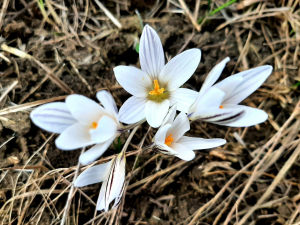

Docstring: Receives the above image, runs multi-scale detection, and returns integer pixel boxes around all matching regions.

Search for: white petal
[170,142,195,161]
[152,143,178,156]
[97,180,107,211]
[189,107,245,124]
[169,88,199,113]
[145,99,170,128]
[96,90,119,121]
[118,96,147,124]
[66,94,105,126]
[188,87,225,116]
[213,76,243,101]
[74,161,112,187]
[114,66,152,98]
[159,49,201,91]
[161,104,177,127]
[104,151,126,212]
[113,178,125,209]
[139,25,165,80]
[111,151,126,208]
[153,123,172,144]
[55,123,94,150]
[167,112,190,142]
[223,65,273,104]
[30,102,77,133]
[192,57,230,108]
[89,115,118,143]
[79,138,115,165]
[177,136,226,150]
[219,104,268,127]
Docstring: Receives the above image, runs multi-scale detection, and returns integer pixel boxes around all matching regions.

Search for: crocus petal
[139,25,165,80]
[167,112,190,142]
[196,57,230,100]
[89,115,118,143]
[30,102,77,133]
[118,96,147,124]
[191,107,245,124]
[177,136,226,150]
[74,161,112,187]
[105,151,126,212]
[145,99,170,128]
[169,142,195,161]
[114,66,152,98]
[154,123,172,144]
[111,152,126,209]
[113,178,126,209]
[55,123,94,150]
[223,65,273,104]
[159,49,201,91]
[96,180,107,211]
[96,90,119,121]
[213,76,243,101]
[161,104,177,127]
[79,138,115,165]
[188,87,225,116]
[219,104,268,127]
[169,88,199,113]
[152,143,178,156]
[95,151,126,211]
[66,94,105,126]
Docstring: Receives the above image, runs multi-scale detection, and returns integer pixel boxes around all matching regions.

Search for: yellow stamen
[91,122,98,129]
[165,134,174,146]
[219,105,224,109]
[149,80,164,96]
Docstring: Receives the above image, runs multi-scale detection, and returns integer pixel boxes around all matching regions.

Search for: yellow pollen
[149,80,164,95]
[219,105,224,109]
[91,122,98,129]
[165,134,174,146]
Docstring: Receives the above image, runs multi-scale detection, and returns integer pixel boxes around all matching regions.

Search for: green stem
[209,0,238,16]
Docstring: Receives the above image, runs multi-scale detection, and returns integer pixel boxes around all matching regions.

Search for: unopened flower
[74,150,126,212]
[114,25,200,128]
[150,105,226,160]
[188,57,273,127]
[31,90,122,165]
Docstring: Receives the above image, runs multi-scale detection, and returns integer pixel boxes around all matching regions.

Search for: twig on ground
[178,0,201,31]
[93,0,122,28]
[60,148,85,225]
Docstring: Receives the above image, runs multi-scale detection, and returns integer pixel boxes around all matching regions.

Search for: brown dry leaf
[0,112,30,134]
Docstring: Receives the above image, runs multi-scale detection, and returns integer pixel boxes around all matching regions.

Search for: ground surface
[0,0,300,224]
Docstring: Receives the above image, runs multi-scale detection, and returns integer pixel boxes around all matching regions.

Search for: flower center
[219,105,224,109]
[91,122,98,129]
[165,134,174,146]
[149,80,164,96]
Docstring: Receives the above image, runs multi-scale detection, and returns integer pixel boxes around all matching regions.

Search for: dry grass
[0,0,300,224]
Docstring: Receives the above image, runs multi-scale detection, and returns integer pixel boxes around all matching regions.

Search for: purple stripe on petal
[214,111,245,123]
[33,114,77,121]
[38,108,71,114]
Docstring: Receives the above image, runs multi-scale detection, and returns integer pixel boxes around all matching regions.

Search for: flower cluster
[30,25,272,212]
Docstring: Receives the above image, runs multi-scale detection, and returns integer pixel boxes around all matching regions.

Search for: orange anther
[149,80,164,95]
[165,134,174,146]
[91,122,98,129]
[219,105,224,109]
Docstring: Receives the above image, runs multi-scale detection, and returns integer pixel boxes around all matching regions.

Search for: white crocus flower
[150,105,226,160]
[114,25,200,128]
[188,57,273,127]
[30,90,123,165]
[74,150,126,212]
